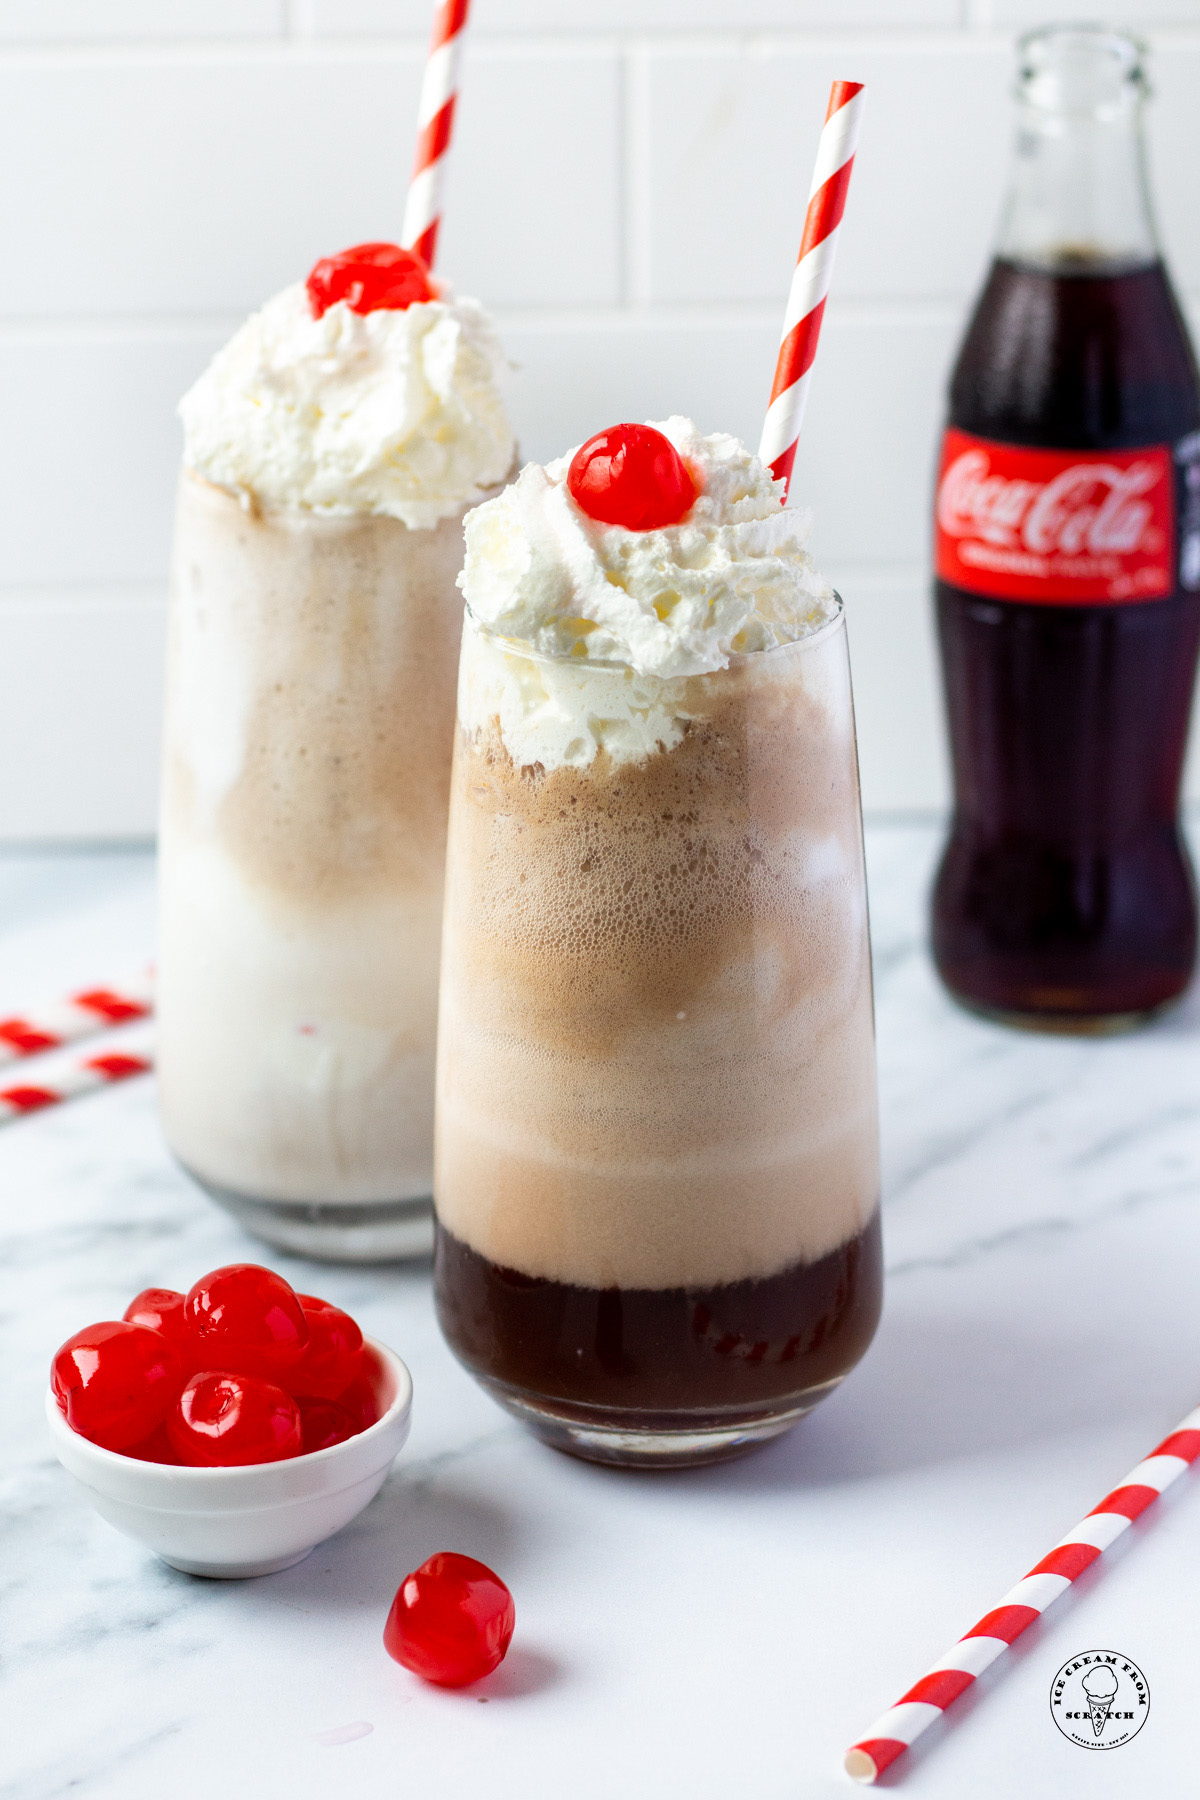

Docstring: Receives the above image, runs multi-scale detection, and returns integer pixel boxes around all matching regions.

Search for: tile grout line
[960,0,995,32]
[3,26,1200,65]
[281,0,316,42]
[614,43,630,309]
[0,299,989,341]
[0,560,938,607]
[623,41,654,309]
[2,290,1199,339]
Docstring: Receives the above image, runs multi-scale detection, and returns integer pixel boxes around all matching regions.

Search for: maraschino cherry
[307,242,435,319]
[52,1320,181,1452]
[125,1423,179,1465]
[123,1287,195,1371]
[168,1371,303,1467]
[292,1294,365,1400]
[298,1396,358,1455]
[183,1264,308,1382]
[566,423,697,530]
[337,1374,380,1434]
[52,1267,383,1467]
[384,1552,515,1687]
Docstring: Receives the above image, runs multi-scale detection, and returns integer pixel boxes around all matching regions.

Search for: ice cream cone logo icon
[1082,1665,1118,1736]
[1051,1650,1149,1750]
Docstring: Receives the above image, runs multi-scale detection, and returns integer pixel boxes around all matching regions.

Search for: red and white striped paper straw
[401,0,471,271]
[845,1402,1200,1783]
[759,79,865,499]
[0,972,153,1065]
[0,1025,154,1124]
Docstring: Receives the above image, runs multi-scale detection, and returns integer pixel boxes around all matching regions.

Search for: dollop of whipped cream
[458,416,834,678]
[179,281,514,529]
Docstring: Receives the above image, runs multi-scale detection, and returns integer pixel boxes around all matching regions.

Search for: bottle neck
[996,27,1158,272]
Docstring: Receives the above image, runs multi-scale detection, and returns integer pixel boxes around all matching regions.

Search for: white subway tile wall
[1,7,1198,836]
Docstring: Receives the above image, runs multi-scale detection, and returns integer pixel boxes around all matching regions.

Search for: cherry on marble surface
[384,1552,516,1687]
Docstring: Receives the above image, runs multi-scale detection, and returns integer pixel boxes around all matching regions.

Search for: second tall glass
[158,473,469,1260]
[434,602,882,1466]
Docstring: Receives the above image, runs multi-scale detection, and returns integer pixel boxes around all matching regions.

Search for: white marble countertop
[4,826,1198,1799]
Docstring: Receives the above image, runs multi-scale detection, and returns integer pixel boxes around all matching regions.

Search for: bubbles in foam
[435,619,879,1291]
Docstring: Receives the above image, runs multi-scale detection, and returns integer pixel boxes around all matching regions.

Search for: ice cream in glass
[158,244,514,1260]
[433,418,882,1464]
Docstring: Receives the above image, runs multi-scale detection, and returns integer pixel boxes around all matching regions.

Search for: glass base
[472,1374,845,1468]
[950,994,1173,1037]
[181,1165,434,1263]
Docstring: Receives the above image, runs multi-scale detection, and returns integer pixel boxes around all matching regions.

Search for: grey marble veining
[3,830,1198,1800]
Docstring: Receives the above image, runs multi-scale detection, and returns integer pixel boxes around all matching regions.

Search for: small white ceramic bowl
[46,1337,412,1579]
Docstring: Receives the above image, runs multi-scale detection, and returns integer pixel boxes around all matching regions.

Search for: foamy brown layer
[435,616,879,1289]
[158,472,468,1202]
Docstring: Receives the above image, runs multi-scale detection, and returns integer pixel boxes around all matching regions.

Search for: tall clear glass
[157,471,469,1260]
[434,603,882,1466]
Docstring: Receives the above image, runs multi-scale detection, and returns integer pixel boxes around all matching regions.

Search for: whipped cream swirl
[458,416,834,678]
[180,282,514,529]
[457,419,839,771]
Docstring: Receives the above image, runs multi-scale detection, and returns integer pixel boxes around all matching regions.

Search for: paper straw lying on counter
[0,1025,155,1124]
[845,1401,1200,1783]
[401,0,471,270]
[759,79,865,499]
[0,972,153,1064]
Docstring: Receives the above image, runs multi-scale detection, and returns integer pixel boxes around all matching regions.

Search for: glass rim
[1015,23,1148,112]
[1017,22,1147,64]
[1021,22,1151,111]
[463,591,846,675]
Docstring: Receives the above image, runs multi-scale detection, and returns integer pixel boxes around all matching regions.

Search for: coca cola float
[46,1264,412,1577]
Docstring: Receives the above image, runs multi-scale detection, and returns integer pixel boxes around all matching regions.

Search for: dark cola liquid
[934,257,1200,1026]
[435,1217,882,1429]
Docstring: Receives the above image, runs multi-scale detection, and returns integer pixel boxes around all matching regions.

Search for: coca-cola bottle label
[935,427,1176,604]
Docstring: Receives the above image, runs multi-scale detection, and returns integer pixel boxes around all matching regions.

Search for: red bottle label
[935,428,1175,604]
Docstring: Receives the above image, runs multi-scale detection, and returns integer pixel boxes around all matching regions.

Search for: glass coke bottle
[932,26,1200,1031]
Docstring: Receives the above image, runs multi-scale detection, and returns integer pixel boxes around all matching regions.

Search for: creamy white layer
[456,614,694,772]
[158,474,468,1204]
[159,848,442,1202]
[180,281,513,528]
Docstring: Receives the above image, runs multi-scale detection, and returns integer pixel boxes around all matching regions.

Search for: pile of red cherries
[52,1261,518,1686]
[51,1264,377,1466]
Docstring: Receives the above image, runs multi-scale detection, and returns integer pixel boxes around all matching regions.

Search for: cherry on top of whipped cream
[306,242,435,319]
[566,423,698,531]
